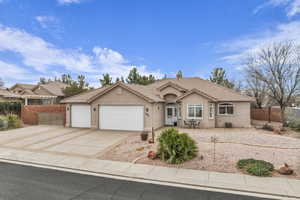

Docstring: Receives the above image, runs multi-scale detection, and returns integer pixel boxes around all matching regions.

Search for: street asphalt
[0,161,275,200]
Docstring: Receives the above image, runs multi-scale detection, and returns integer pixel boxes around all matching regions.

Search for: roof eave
[87,82,156,104]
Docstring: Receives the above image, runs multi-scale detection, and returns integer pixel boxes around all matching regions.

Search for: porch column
[24,97,28,106]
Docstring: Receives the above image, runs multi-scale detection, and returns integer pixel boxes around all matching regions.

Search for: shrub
[0,117,8,130]
[237,158,274,176]
[157,128,198,164]
[7,114,22,129]
[262,124,274,131]
[288,120,300,132]
[237,158,256,169]
[225,122,233,128]
[0,102,21,115]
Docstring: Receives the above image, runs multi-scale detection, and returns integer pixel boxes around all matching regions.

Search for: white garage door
[71,105,91,128]
[99,106,144,131]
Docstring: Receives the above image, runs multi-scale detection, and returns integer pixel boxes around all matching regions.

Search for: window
[209,103,215,119]
[187,104,203,119]
[218,103,234,115]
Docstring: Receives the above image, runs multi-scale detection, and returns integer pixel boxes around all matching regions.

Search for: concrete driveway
[0,125,131,158]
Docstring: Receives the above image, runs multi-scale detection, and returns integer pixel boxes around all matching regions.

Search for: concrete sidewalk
[0,147,299,200]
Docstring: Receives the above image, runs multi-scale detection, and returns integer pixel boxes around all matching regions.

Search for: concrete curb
[0,157,297,200]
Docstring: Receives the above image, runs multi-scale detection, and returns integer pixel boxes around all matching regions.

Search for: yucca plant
[157,128,198,164]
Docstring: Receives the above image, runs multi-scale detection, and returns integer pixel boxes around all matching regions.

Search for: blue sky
[0,0,300,87]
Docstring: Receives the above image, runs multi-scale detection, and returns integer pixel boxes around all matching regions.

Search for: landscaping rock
[136,146,144,151]
[274,128,283,135]
[278,163,294,175]
[147,151,157,160]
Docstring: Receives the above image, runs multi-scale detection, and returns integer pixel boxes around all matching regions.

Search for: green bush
[7,114,22,129]
[288,120,300,131]
[0,117,8,130]
[237,159,274,176]
[157,128,198,164]
[0,102,21,115]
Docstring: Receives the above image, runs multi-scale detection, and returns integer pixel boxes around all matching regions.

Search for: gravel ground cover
[99,127,300,179]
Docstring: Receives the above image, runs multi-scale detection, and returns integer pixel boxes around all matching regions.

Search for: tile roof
[38,82,68,96]
[61,77,253,103]
[11,83,36,90]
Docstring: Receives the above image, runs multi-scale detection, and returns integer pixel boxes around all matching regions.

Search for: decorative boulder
[278,163,294,175]
[148,139,154,144]
[148,151,157,160]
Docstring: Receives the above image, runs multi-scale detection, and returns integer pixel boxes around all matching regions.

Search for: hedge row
[0,102,22,115]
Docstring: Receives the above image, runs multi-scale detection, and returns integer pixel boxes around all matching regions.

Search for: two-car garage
[71,104,144,131]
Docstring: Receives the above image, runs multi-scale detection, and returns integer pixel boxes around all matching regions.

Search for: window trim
[187,104,203,119]
[209,103,215,119]
[218,103,234,115]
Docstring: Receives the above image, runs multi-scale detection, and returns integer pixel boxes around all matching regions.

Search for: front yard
[99,127,300,179]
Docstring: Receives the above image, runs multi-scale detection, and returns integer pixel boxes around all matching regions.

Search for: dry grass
[99,127,300,179]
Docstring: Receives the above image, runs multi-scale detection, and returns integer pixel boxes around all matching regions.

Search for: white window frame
[218,103,234,115]
[209,103,215,119]
[187,104,203,119]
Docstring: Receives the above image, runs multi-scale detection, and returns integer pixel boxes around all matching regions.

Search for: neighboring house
[0,89,21,102]
[61,77,253,131]
[5,82,68,105]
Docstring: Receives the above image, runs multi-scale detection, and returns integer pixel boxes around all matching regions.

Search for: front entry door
[165,105,177,126]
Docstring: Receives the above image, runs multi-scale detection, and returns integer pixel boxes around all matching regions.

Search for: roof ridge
[193,77,252,99]
[61,87,102,102]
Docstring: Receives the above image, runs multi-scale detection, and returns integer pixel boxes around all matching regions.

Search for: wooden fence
[251,107,282,122]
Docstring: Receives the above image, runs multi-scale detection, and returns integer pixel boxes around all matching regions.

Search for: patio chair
[195,120,201,128]
[184,120,191,128]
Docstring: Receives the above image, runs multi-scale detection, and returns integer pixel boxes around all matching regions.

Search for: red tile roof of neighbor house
[61,77,254,104]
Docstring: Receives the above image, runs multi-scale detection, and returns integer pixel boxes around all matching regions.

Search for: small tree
[176,70,183,79]
[126,67,140,84]
[63,75,89,97]
[100,73,112,86]
[61,74,72,84]
[247,42,300,124]
[244,58,268,108]
[209,67,235,89]
[126,67,156,85]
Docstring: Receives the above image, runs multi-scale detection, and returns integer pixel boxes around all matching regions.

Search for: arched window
[218,103,234,115]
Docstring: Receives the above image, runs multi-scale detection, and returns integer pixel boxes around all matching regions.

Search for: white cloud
[91,47,163,82]
[0,25,163,86]
[220,21,300,68]
[254,0,300,17]
[57,0,82,5]
[0,60,36,81]
[35,16,58,29]
[0,24,95,73]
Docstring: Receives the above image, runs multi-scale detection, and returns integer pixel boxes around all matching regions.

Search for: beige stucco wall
[216,102,251,128]
[65,86,251,130]
[152,102,165,130]
[65,104,71,127]
[179,93,215,128]
[90,86,156,131]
